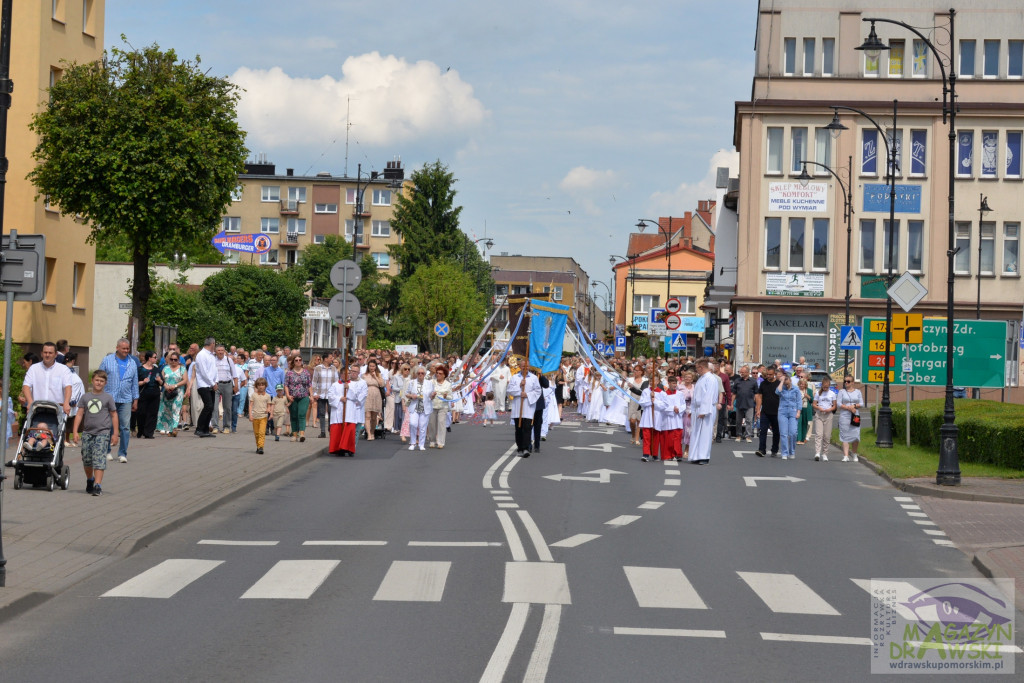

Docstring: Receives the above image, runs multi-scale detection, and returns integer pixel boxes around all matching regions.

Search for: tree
[399,262,486,354]
[29,39,248,334]
[199,265,307,349]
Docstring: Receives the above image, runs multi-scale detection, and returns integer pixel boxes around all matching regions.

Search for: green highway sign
[860,317,1007,388]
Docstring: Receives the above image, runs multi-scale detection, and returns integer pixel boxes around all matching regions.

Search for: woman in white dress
[837,375,864,462]
[601,374,628,427]
[586,373,605,423]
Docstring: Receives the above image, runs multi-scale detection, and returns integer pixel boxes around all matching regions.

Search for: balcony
[280,232,300,246]
[353,206,371,218]
[280,199,299,215]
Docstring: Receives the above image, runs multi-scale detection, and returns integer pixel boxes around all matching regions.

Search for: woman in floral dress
[157,352,188,436]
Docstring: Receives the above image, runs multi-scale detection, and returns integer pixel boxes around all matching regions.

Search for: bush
[875,398,1024,469]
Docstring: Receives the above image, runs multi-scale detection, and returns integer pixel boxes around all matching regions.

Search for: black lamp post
[637,218,672,307]
[610,253,638,327]
[976,194,991,321]
[797,157,854,373]
[826,101,898,448]
[859,10,961,485]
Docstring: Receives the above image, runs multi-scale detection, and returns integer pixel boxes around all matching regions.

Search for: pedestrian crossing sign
[840,325,863,350]
[670,333,687,350]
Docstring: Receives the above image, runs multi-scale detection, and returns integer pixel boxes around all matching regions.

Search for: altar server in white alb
[508,365,542,457]
[403,366,434,451]
[653,375,685,461]
[327,365,368,457]
[637,379,656,462]
[539,375,560,440]
[687,358,718,464]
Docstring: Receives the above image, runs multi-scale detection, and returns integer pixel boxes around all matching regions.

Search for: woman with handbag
[837,375,864,462]
[157,352,188,436]
[135,351,164,439]
[362,359,385,440]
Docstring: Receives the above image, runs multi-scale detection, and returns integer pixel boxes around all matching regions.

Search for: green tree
[29,39,248,333]
[199,265,307,349]
[398,262,486,354]
[0,335,27,423]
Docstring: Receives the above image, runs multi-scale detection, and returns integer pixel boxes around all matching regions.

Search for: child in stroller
[25,422,55,452]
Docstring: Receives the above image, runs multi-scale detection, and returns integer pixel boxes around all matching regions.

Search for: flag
[529,299,569,374]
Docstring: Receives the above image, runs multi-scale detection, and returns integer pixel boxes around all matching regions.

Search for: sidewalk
[0,427,327,621]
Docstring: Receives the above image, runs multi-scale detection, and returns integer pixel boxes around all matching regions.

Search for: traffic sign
[649,321,667,336]
[891,313,923,345]
[670,333,687,350]
[887,271,928,312]
[590,331,597,341]
[839,325,863,350]
[861,317,1007,388]
[665,298,682,314]
[327,292,361,325]
[615,335,626,351]
[0,233,46,301]
[330,259,362,291]
[434,321,450,337]
[649,308,665,324]
[663,313,682,331]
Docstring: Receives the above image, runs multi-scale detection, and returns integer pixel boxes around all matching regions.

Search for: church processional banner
[528,299,570,374]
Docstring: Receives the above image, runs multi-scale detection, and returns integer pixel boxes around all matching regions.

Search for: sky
[104,0,757,293]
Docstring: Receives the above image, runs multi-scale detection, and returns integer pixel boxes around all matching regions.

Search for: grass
[832,428,1024,480]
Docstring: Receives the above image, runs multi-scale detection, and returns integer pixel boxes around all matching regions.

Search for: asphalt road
[0,417,1011,682]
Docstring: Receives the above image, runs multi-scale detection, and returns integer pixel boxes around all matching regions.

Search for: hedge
[873,399,1024,469]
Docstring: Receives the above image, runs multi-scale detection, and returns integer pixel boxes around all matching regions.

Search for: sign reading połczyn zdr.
[860,317,1006,388]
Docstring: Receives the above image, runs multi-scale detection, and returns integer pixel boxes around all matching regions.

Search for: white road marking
[906,512,928,517]
[240,560,339,600]
[850,579,921,620]
[408,541,502,547]
[900,504,921,510]
[488,489,508,494]
[302,540,387,546]
[496,510,527,561]
[517,510,553,562]
[933,539,955,546]
[743,475,805,487]
[483,447,516,489]
[737,572,840,615]
[498,452,523,489]
[664,479,681,486]
[638,501,664,510]
[761,632,871,646]
[913,520,937,526]
[373,561,451,602]
[497,503,520,509]
[624,566,708,609]
[613,627,726,639]
[492,496,515,501]
[503,562,571,604]
[479,603,530,683]
[893,496,914,502]
[923,529,947,536]
[733,450,754,458]
[605,515,641,527]
[102,559,223,598]
[550,533,600,548]
[656,490,678,497]
[197,540,278,546]
[523,604,562,682]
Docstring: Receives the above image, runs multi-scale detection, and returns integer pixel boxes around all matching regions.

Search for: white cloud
[558,165,618,215]
[230,53,489,149]
[646,148,739,216]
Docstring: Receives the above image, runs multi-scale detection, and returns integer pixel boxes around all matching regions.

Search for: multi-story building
[224,158,407,277]
[733,0,1024,395]
[2,0,105,367]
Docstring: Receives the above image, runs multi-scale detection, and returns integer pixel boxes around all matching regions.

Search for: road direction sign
[327,292,361,325]
[330,259,362,291]
[861,317,1007,388]
[891,313,923,345]
[542,469,626,483]
[663,313,682,331]
[665,297,683,314]
[840,325,863,350]
[434,321,450,337]
[0,233,46,301]
[887,271,928,312]
[670,333,687,350]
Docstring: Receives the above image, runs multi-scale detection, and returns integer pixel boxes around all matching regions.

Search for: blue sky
[106,0,757,289]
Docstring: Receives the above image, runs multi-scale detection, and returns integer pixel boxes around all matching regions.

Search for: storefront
[760,313,828,368]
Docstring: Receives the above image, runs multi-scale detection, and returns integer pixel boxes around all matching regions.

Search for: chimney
[286,168,294,176]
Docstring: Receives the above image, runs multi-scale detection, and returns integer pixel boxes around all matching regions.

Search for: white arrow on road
[559,442,624,452]
[744,475,805,487]
[570,428,617,435]
[543,469,627,483]
[733,450,756,458]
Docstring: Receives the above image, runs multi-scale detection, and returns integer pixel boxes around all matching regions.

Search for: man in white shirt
[193,337,218,437]
[210,344,239,433]
[508,366,542,457]
[22,342,73,414]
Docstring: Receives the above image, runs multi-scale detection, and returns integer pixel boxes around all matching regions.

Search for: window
[886,128,902,177]
[860,219,876,271]
[882,220,900,273]
[287,218,306,234]
[1006,131,1022,177]
[954,222,971,274]
[259,249,279,265]
[1009,41,1024,78]
[495,284,509,297]
[44,257,57,304]
[980,131,999,178]
[260,218,279,234]
[888,40,904,77]
[822,38,835,76]
[371,220,391,237]
[49,66,61,90]
[633,294,660,314]
[783,38,796,75]
[864,50,879,77]
[960,40,976,77]
[910,130,927,176]
[676,296,697,314]
[345,220,366,245]
[766,127,783,174]
[82,0,95,34]
[984,40,999,78]
[314,203,338,214]
[812,218,829,270]
[980,222,996,275]
[72,262,84,307]
[552,286,563,301]
[230,185,243,202]
[222,216,241,233]
[957,131,974,177]
[814,128,831,170]
[912,39,928,77]
[803,38,815,76]
[52,0,64,22]
[862,129,878,175]
[908,221,924,272]
[345,188,358,205]
[222,251,239,264]
[371,253,390,269]
[788,217,805,270]
[765,217,781,269]
[1003,223,1020,275]
[313,234,326,244]
[372,189,391,206]
[288,187,307,203]
[790,127,807,173]
[286,250,301,266]
[261,185,280,202]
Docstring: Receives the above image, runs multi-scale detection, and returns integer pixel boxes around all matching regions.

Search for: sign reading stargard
[860,317,1006,388]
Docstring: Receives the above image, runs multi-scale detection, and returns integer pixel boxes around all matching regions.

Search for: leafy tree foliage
[398,262,486,354]
[199,265,307,349]
[28,40,248,332]
[144,280,240,351]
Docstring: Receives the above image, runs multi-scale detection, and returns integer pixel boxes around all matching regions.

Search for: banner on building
[765,272,825,297]
[767,182,828,213]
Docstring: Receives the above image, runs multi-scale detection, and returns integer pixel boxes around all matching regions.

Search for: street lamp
[610,253,638,329]
[797,157,854,372]
[592,280,611,335]
[976,194,991,320]
[636,218,672,308]
[826,101,898,449]
[858,10,961,485]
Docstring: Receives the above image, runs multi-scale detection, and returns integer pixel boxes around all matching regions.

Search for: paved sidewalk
[0,427,328,620]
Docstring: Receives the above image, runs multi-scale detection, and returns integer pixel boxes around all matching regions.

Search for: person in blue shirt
[262,354,286,435]
[775,370,803,460]
[97,338,140,463]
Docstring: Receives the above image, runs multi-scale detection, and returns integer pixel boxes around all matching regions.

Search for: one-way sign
[840,325,863,350]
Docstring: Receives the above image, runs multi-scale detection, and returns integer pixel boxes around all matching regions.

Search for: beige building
[733,0,1024,394]
[2,0,104,367]
[224,159,408,278]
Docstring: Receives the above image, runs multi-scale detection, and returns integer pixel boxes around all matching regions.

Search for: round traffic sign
[663,313,682,331]
[665,297,682,314]
[330,259,362,292]
[327,292,361,325]
[434,321,450,337]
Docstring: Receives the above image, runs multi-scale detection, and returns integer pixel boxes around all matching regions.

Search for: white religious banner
[767,182,828,213]
[765,272,826,298]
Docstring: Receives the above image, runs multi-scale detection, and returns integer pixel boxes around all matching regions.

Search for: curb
[857,455,1024,505]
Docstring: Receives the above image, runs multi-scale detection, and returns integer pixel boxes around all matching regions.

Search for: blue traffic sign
[840,325,863,350]
[589,332,597,341]
[670,333,687,350]
[649,308,666,325]
[434,321,450,337]
[615,335,626,351]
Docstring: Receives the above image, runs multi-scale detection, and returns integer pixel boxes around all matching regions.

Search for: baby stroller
[11,400,70,492]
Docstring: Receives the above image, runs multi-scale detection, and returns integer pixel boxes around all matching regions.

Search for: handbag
[164,385,179,400]
[851,412,861,427]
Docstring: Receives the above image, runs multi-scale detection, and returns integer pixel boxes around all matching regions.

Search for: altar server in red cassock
[653,375,685,461]
[328,365,367,456]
